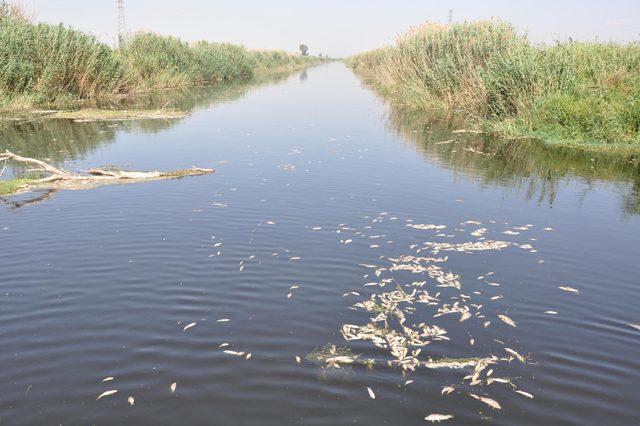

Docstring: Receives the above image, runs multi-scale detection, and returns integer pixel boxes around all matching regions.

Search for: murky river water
[1,63,639,425]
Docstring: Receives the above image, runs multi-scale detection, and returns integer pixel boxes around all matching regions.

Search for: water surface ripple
[0,64,639,425]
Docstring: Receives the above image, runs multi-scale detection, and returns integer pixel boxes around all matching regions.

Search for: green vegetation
[0,6,326,111]
[348,21,640,149]
[0,177,34,195]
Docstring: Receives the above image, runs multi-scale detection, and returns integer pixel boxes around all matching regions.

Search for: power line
[117,0,127,48]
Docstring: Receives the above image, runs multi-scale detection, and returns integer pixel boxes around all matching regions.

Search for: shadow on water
[384,106,640,216]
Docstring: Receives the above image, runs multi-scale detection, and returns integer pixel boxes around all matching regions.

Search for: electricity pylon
[117,0,128,48]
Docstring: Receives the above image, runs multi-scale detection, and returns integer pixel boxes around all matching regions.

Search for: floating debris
[307,344,359,368]
[470,393,501,410]
[559,286,580,294]
[424,240,512,254]
[183,322,197,331]
[516,390,534,399]
[471,228,487,237]
[102,377,114,382]
[425,358,483,369]
[128,396,135,406]
[425,414,454,422]
[96,390,118,400]
[170,383,177,392]
[367,387,376,399]
[441,386,454,395]
[505,348,525,364]
[407,224,446,231]
[306,214,541,421]
[498,315,517,327]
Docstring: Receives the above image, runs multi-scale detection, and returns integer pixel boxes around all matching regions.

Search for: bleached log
[0,151,214,196]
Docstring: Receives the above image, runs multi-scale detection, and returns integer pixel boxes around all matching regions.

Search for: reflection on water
[384,106,640,215]
[0,72,295,172]
[0,63,639,425]
[1,188,58,210]
[3,67,638,215]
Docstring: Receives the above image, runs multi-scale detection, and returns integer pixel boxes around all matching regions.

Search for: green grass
[348,21,640,148]
[0,178,34,195]
[0,8,326,111]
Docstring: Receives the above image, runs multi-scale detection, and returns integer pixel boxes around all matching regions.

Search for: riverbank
[347,21,640,154]
[0,9,327,112]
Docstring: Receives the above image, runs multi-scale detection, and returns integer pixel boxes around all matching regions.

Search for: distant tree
[299,44,309,56]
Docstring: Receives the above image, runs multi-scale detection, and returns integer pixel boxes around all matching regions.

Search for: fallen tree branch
[0,150,214,196]
[0,151,73,178]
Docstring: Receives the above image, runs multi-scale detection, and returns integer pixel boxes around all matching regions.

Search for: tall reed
[0,15,130,104]
[349,21,640,145]
[0,9,325,110]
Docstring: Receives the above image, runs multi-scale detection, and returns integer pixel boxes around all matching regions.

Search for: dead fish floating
[516,390,534,399]
[504,348,525,364]
[425,414,454,422]
[441,386,454,395]
[470,393,501,410]
[367,387,376,399]
[96,390,118,400]
[312,215,543,421]
[498,314,517,327]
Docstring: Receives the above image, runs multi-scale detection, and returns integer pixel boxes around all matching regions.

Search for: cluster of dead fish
[95,378,178,405]
[319,214,545,421]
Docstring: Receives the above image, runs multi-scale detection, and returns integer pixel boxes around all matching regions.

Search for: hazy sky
[27,0,640,56]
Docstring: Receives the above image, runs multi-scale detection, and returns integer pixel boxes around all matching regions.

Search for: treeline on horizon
[0,5,325,110]
[348,21,640,148]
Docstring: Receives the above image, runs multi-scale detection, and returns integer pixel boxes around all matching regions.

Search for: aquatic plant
[348,21,640,146]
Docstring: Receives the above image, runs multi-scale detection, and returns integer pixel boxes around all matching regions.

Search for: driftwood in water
[0,150,214,195]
